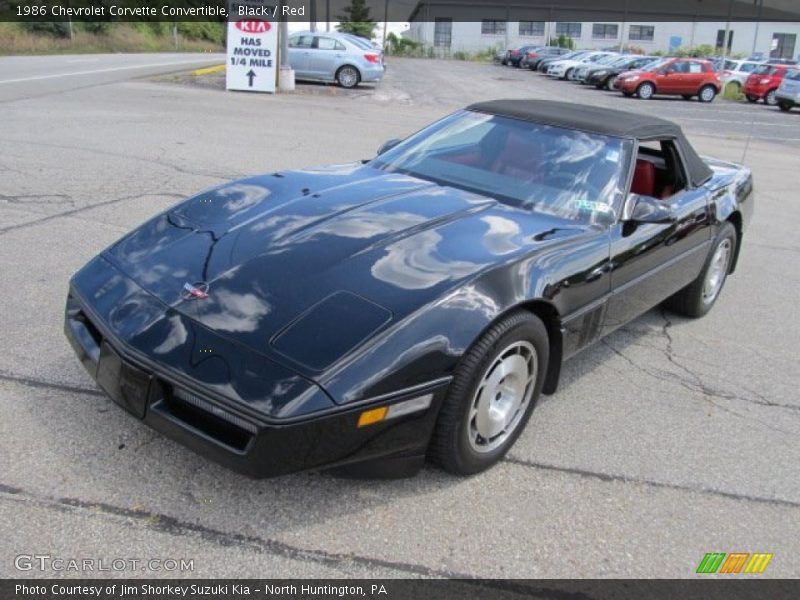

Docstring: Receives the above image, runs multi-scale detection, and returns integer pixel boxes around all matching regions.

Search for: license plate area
[96,342,151,419]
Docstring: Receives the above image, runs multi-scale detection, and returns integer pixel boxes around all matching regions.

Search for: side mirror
[377,138,401,156]
[627,194,677,224]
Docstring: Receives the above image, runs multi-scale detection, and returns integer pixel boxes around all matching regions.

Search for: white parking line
[0,59,220,85]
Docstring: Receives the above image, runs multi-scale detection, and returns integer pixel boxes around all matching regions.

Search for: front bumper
[64,284,447,479]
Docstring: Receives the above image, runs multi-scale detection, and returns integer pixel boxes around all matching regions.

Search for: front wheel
[636,82,655,99]
[663,222,737,318]
[778,101,793,112]
[698,85,717,103]
[564,68,573,80]
[746,94,759,103]
[606,75,617,90]
[428,311,548,475]
[336,65,360,89]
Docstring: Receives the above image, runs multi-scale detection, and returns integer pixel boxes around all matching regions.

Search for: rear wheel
[663,222,736,318]
[564,68,574,80]
[764,89,778,106]
[698,85,717,103]
[606,75,617,90]
[778,101,793,112]
[636,82,655,99]
[336,65,360,89]
[746,94,759,103]
[428,311,548,475]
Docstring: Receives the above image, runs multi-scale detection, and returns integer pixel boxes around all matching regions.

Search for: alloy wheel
[467,341,537,454]
[702,239,732,305]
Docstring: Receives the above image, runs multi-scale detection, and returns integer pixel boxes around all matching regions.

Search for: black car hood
[106,163,586,376]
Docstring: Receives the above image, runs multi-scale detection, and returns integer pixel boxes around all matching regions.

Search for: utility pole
[751,0,763,58]
[721,0,733,62]
[278,1,295,91]
[326,0,330,31]
[382,0,389,49]
[310,0,317,32]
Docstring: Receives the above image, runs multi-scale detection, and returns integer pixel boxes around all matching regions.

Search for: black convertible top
[468,99,713,186]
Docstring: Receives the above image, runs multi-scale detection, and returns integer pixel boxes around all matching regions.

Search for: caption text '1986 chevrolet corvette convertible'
[65,100,753,478]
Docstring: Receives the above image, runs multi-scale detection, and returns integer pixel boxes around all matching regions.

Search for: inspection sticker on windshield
[575,200,612,213]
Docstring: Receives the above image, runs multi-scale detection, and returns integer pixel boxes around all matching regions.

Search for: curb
[191,65,225,76]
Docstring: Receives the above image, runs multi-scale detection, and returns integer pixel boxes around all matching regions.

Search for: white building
[406,20,800,59]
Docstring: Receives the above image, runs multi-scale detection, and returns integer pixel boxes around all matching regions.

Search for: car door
[660,61,685,93]
[685,60,707,93]
[602,139,713,334]
[287,34,314,76]
[307,36,345,80]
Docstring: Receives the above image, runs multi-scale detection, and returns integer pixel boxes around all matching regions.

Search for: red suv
[617,58,722,102]
[744,64,789,105]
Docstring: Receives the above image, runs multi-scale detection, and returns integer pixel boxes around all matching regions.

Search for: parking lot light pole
[278,2,295,92]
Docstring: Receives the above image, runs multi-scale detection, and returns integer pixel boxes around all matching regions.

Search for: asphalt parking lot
[1,54,799,579]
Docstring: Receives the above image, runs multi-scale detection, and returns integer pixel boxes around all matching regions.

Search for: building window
[592,23,618,40]
[481,20,506,35]
[771,33,796,59]
[555,22,581,38]
[434,18,452,47]
[716,29,734,52]
[519,21,545,37]
[628,25,655,42]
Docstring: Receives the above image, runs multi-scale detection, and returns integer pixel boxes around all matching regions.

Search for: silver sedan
[288,31,385,88]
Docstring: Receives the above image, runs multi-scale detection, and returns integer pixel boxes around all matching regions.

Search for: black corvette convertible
[65,100,753,478]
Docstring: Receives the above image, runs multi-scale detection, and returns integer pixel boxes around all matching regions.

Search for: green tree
[336,0,376,40]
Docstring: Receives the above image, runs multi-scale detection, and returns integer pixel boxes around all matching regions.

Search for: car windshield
[371,110,631,225]
[786,69,800,81]
[753,65,780,76]
[642,58,671,72]
[343,35,373,50]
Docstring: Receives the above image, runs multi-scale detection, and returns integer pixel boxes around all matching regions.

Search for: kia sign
[235,20,272,34]
[226,0,277,93]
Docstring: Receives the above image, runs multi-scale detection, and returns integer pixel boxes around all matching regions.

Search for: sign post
[226,0,278,93]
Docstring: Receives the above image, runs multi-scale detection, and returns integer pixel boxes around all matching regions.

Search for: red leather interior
[631,159,656,197]
[491,131,540,178]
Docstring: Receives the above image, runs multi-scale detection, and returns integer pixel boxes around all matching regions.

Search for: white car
[719,59,761,91]
[547,52,618,80]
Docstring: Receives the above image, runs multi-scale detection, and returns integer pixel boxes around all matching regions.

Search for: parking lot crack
[502,457,800,509]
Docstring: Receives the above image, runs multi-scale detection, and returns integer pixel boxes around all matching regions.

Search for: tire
[746,94,759,103]
[636,81,655,99]
[336,65,360,89]
[622,90,634,97]
[698,84,717,103]
[428,311,549,475]
[663,222,737,318]
[778,101,793,112]
[606,75,617,90]
[564,68,573,81]
[764,89,778,106]
[682,94,693,100]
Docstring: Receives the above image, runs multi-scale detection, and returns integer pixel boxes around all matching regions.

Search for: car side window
[633,140,688,200]
[741,63,758,73]
[315,37,339,50]
[290,35,313,49]
[688,62,703,74]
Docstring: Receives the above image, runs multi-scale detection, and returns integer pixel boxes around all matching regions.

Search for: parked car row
[497,45,800,111]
